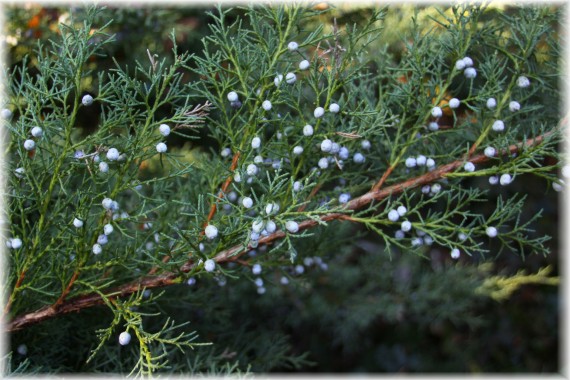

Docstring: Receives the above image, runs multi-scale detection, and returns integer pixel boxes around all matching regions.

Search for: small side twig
[175,101,212,130]
[297,182,322,212]
[203,151,241,230]
[147,49,158,72]
[53,271,80,309]
[4,270,26,316]
[371,163,396,192]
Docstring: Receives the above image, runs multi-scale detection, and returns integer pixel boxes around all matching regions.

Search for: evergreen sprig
[3,3,562,375]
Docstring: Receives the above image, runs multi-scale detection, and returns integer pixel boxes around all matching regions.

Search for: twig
[53,271,79,308]
[203,151,241,230]
[371,163,396,192]
[175,101,212,130]
[5,131,553,332]
[3,271,26,316]
[148,150,241,275]
[147,49,158,72]
[335,131,361,139]
[297,182,322,212]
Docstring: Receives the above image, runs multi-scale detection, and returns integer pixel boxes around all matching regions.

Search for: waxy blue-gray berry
[314,107,325,118]
[82,94,94,106]
[119,331,131,345]
[285,220,299,233]
[204,259,216,272]
[205,225,218,239]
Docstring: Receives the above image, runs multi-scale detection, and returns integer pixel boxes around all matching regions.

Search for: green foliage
[2,3,561,375]
[476,265,559,302]
[5,5,202,315]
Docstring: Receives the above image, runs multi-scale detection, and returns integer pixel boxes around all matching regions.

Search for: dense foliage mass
[2,4,562,375]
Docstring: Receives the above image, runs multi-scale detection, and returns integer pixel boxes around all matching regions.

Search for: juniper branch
[6,130,555,332]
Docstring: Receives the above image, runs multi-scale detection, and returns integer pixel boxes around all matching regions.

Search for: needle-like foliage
[2,3,562,375]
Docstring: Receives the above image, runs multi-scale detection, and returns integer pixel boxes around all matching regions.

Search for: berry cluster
[455,56,477,79]
[206,40,379,259]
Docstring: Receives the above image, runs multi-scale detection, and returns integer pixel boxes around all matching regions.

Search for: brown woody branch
[5,132,552,332]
